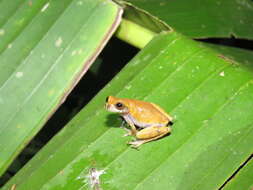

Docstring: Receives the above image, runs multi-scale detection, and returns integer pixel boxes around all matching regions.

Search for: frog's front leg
[128,126,171,148]
[122,115,137,136]
[120,120,132,136]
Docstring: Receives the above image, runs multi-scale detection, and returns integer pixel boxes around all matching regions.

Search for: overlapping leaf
[0,0,122,176]
[121,0,253,39]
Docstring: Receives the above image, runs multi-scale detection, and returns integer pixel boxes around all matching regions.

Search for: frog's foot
[120,122,137,137]
[120,127,132,137]
[128,140,146,149]
[123,131,132,137]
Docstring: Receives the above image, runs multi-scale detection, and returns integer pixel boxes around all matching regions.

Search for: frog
[105,96,173,148]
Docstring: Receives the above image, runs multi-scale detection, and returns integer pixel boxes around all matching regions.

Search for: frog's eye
[115,102,124,109]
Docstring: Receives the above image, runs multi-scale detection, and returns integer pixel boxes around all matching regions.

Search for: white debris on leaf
[55,37,63,47]
[219,71,225,77]
[125,85,132,90]
[16,72,23,78]
[77,0,83,5]
[71,50,77,56]
[0,29,5,36]
[85,168,105,190]
[41,2,50,12]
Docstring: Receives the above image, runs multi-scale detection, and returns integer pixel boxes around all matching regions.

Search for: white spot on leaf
[77,0,83,5]
[125,85,132,90]
[55,37,63,47]
[41,2,50,12]
[0,29,5,36]
[71,50,77,56]
[219,71,225,77]
[78,49,83,54]
[84,168,105,190]
[16,72,23,78]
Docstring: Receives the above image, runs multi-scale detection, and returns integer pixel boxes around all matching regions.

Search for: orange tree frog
[105,96,173,148]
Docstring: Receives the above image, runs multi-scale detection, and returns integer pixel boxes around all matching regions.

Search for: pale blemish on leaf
[77,1,83,5]
[125,85,132,90]
[16,124,22,129]
[17,18,25,26]
[55,37,63,47]
[219,71,225,77]
[132,59,140,66]
[0,29,5,36]
[41,2,50,12]
[78,49,83,55]
[201,24,206,28]
[10,184,16,190]
[8,43,12,49]
[48,89,55,96]
[236,0,253,10]
[58,170,64,175]
[16,72,23,78]
[71,50,77,56]
[84,168,106,190]
[143,54,151,61]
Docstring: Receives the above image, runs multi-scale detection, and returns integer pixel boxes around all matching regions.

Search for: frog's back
[126,99,172,126]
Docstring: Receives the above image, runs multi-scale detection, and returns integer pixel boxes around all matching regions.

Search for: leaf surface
[3,31,253,190]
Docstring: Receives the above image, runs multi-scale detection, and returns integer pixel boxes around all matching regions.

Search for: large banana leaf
[0,0,122,177]
[3,31,253,189]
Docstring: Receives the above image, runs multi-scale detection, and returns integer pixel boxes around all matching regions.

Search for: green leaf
[3,31,253,189]
[205,43,253,68]
[223,158,253,190]
[0,0,122,176]
[121,0,253,39]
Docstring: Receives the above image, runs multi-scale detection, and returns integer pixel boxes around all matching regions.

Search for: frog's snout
[105,103,114,112]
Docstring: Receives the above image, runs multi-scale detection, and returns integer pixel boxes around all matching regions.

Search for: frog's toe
[122,132,131,137]
[128,140,144,148]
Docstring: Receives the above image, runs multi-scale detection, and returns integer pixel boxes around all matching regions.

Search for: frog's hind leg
[128,126,171,148]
